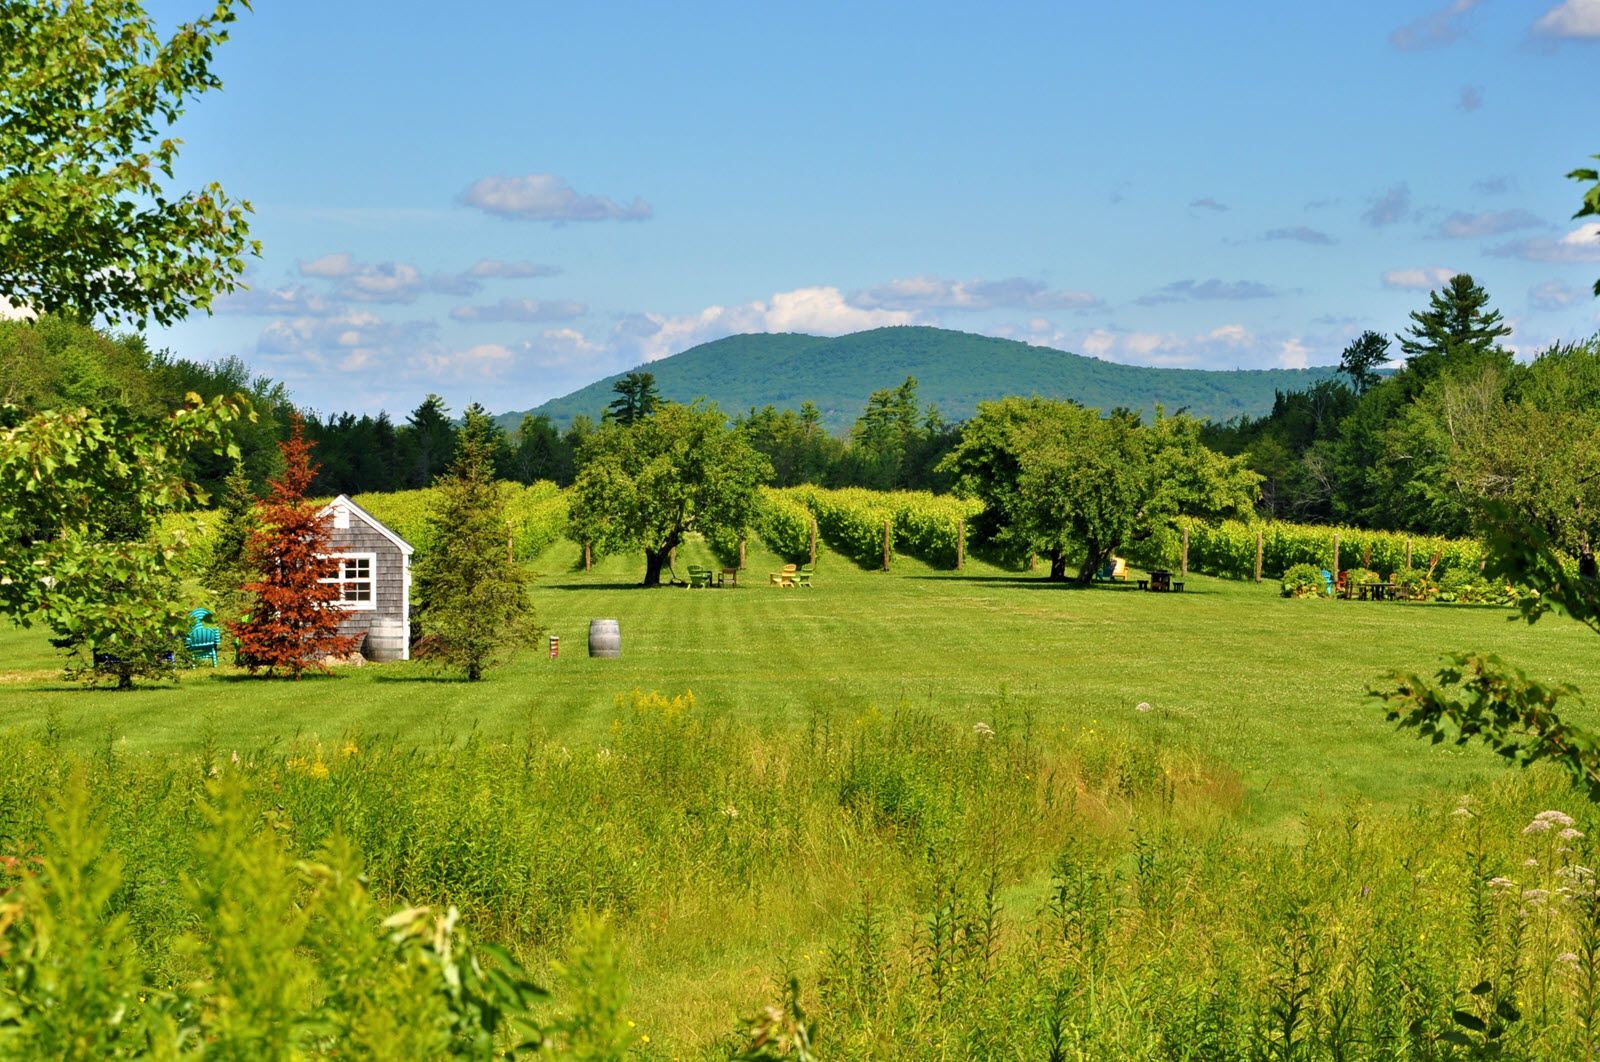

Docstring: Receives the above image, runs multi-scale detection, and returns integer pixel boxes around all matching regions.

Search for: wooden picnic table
[1358,581,1398,601]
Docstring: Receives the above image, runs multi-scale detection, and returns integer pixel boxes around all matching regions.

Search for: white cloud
[1067,324,1261,368]
[850,275,1100,313]
[412,343,517,377]
[460,174,652,223]
[1434,209,1543,238]
[623,286,913,361]
[1136,279,1280,305]
[1489,222,1600,263]
[1264,226,1336,246]
[257,310,438,373]
[1278,338,1311,369]
[298,252,357,278]
[1529,279,1580,310]
[1390,0,1480,50]
[466,259,561,279]
[449,298,587,323]
[1534,0,1600,38]
[215,284,338,317]
[1381,266,1458,289]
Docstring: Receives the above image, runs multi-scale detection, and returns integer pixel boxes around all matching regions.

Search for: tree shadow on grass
[370,673,475,684]
[542,581,673,591]
[203,671,350,684]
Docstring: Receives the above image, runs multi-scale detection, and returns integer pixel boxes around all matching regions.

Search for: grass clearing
[2,535,1594,835]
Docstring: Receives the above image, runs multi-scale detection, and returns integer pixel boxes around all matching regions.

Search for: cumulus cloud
[850,275,1100,313]
[411,343,519,378]
[1488,223,1600,263]
[1264,226,1337,246]
[460,174,652,223]
[1190,197,1229,212]
[449,298,587,323]
[1136,279,1280,305]
[1534,0,1600,38]
[1074,323,1263,368]
[1457,85,1483,112]
[619,286,914,362]
[1433,209,1543,238]
[1381,266,1458,289]
[466,259,561,279]
[1363,183,1413,227]
[215,284,338,317]
[1529,279,1581,310]
[1390,0,1480,49]
[1278,338,1312,369]
[293,255,486,303]
[257,310,440,373]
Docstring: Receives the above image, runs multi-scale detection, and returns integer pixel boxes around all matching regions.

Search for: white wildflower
[973,722,995,738]
[1524,819,1554,835]
[1487,876,1518,889]
[1525,857,1541,868]
[1562,827,1585,842]
[723,804,739,820]
[1559,952,1581,965]
[1451,806,1475,819]
[1135,701,1152,714]
[1523,887,1551,906]
[1536,810,1576,828]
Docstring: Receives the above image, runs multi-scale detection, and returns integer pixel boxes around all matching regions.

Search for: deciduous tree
[0,0,258,325]
[0,395,242,687]
[232,415,358,677]
[568,403,770,586]
[1571,152,1600,296]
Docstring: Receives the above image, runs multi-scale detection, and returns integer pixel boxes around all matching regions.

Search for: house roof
[318,494,415,557]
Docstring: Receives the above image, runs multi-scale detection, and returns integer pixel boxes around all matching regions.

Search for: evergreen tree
[205,461,258,627]
[232,415,359,678]
[401,394,457,487]
[1397,274,1512,388]
[413,408,537,680]
[604,371,661,426]
[1338,330,1390,395]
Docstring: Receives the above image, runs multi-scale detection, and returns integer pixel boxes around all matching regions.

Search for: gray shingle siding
[322,497,413,657]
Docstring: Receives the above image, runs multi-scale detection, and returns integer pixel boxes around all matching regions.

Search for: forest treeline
[3,272,1596,557]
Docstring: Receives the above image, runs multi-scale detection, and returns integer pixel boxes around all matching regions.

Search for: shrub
[1341,566,1381,590]
[1279,564,1326,598]
[1391,566,1437,600]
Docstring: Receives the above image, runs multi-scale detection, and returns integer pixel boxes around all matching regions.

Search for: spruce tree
[232,415,358,678]
[414,407,537,680]
[1397,274,1512,388]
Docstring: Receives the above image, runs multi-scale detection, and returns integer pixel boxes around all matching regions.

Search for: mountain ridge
[494,326,1339,432]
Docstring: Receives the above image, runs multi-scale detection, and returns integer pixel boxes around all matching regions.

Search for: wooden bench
[770,564,796,587]
[718,567,738,587]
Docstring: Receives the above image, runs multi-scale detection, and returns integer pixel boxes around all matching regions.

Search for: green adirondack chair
[184,607,221,667]
[687,565,713,589]
[794,564,815,589]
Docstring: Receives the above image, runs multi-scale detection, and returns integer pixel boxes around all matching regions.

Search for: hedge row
[775,487,980,569]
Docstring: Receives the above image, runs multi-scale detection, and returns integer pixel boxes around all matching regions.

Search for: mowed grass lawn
[2,533,1597,833]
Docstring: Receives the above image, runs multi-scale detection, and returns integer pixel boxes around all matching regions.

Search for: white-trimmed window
[322,552,377,610]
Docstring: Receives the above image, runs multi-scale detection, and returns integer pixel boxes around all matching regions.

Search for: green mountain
[495,326,1340,432]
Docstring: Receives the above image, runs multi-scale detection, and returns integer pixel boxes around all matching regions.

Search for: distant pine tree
[604,371,661,426]
[413,406,538,680]
[1397,274,1511,388]
[232,415,358,677]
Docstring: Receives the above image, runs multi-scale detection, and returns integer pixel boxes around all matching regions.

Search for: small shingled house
[317,495,413,661]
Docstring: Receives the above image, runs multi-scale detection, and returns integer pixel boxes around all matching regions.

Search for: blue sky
[142,0,1600,417]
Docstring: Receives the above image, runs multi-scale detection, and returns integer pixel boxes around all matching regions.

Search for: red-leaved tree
[231,415,358,677]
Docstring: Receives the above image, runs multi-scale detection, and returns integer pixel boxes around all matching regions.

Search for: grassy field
[7,536,1600,1054]
[1,533,1596,836]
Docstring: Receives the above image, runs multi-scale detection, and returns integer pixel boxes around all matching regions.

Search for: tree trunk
[644,547,671,586]
[1077,541,1113,584]
[1047,548,1069,581]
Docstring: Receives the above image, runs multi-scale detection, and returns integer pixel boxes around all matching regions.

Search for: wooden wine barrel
[364,618,407,662]
[588,619,621,658]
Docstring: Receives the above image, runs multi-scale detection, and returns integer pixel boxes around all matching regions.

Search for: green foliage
[568,402,771,585]
[1338,329,1389,395]
[789,486,896,567]
[1392,565,1438,600]
[1397,273,1513,390]
[413,407,539,681]
[604,370,661,426]
[0,396,242,686]
[0,0,258,326]
[1569,153,1600,297]
[944,398,1258,581]
[1279,563,1326,598]
[1159,516,1484,583]
[0,771,547,1056]
[349,482,567,563]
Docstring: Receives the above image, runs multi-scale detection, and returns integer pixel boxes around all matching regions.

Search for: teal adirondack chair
[185,607,221,667]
